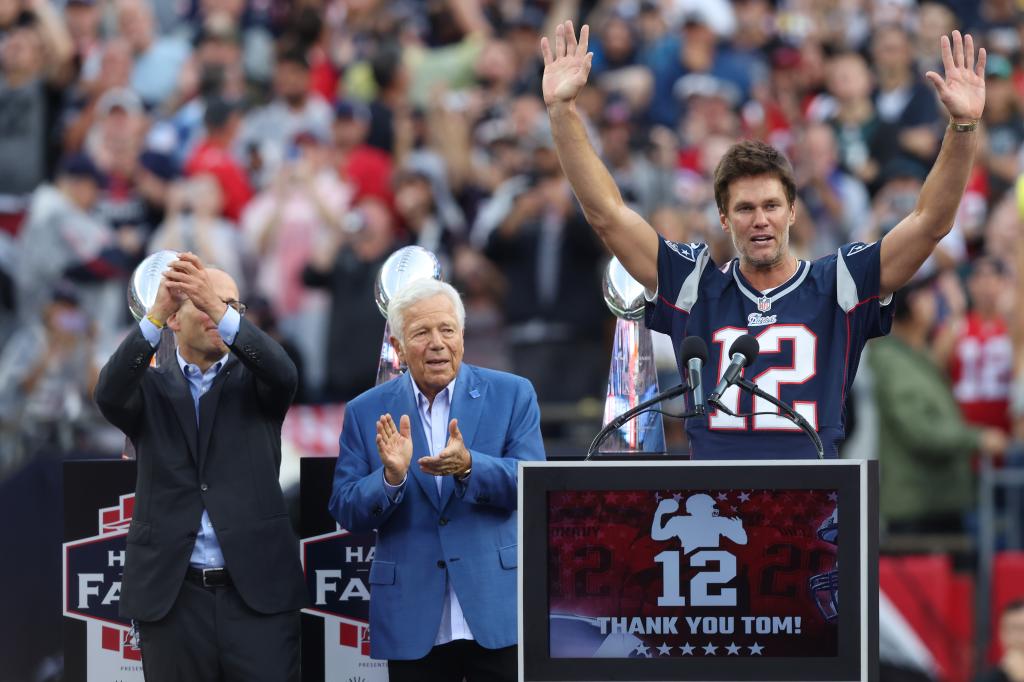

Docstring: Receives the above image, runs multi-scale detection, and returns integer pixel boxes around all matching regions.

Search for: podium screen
[519,460,877,681]
[547,488,838,659]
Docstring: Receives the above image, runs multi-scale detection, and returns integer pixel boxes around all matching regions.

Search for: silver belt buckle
[201,568,218,587]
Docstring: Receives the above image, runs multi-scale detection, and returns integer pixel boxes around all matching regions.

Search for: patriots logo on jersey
[665,241,703,263]
[844,242,874,257]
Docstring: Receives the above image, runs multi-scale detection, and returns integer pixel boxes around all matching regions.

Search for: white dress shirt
[383,374,475,645]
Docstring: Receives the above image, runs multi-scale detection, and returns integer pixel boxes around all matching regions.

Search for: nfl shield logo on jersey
[757,296,772,313]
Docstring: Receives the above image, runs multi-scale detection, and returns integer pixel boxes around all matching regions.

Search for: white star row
[635,642,765,656]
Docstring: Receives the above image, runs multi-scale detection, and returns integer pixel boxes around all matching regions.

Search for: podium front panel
[518,460,878,682]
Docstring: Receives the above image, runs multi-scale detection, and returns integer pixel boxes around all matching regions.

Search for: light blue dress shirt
[140,306,240,569]
[382,374,474,645]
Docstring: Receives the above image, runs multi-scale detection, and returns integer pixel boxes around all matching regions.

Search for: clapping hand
[376,414,413,485]
[163,252,227,322]
[419,419,471,477]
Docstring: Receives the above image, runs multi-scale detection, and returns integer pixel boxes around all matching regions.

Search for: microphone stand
[707,378,824,460]
[586,383,702,460]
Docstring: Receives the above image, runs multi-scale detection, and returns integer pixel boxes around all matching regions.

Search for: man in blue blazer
[329,278,545,681]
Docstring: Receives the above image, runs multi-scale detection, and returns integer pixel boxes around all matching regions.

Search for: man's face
[169,270,238,359]
[393,294,464,400]
[968,261,1007,314]
[275,61,309,106]
[1001,608,1024,653]
[720,174,794,270]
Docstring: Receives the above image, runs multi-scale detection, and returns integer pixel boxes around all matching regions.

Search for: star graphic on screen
[679,643,695,655]
[672,492,683,502]
[634,644,650,657]
[725,642,741,655]
[738,491,751,502]
[828,491,838,501]
[702,643,718,655]
[656,642,673,656]
[748,643,764,655]
[716,492,729,501]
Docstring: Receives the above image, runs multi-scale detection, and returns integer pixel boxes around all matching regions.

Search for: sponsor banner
[63,470,144,682]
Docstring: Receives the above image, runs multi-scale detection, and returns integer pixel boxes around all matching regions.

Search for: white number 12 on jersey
[708,325,818,431]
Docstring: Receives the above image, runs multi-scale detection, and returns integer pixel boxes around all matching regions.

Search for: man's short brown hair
[713,140,797,214]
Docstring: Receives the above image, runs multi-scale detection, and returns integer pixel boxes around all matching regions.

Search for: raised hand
[540,20,592,107]
[419,419,471,476]
[376,414,413,485]
[925,30,986,122]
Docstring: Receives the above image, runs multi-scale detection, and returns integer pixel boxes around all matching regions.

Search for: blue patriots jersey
[645,237,894,459]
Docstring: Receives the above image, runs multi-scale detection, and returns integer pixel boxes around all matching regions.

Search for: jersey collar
[732,259,810,310]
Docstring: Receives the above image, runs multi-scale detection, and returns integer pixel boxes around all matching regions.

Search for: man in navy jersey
[541,23,988,459]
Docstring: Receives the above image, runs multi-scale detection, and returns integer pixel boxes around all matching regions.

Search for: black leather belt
[186,566,232,588]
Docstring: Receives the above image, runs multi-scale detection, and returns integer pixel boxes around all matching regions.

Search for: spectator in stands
[62,37,134,154]
[0,282,101,468]
[934,259,1013,435]
[393,166,461,268]
[239,48,333,189]
[332,98,394,204]
[975,599,1024,682]
[870,24,943,169]
[302,197,396,402]
[241,127,351,395]
[794,122,871,256]
[0,5,73,233]
[821,51,884,190]
[871,275,1007,535]
[979,54,1024,202]
[184,95,252,223]
[365,44,411,155]
[482,137,608,405]
[150,174,247,288]
[14,154,129,332]
[598,95,676,221]
[115,0,191,109]
[65,0,102,82]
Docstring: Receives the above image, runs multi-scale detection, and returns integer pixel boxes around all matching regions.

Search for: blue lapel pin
[470,388,480,399]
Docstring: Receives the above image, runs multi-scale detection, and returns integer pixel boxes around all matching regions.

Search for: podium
[62,458,877,682]
[518,459,879,682]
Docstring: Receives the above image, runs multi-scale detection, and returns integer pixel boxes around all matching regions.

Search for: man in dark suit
[329,278,545,681]
[94,252,307,681]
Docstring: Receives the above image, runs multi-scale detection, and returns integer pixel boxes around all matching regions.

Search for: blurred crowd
[0,0,1022,544]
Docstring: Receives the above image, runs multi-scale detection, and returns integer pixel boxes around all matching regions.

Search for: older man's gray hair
[387,278,465,345]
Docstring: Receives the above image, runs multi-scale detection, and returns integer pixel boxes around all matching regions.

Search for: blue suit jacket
[328,363,545,660]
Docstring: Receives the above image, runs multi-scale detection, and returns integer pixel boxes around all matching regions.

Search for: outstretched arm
[542,20,659,292]
[879,31,986,298]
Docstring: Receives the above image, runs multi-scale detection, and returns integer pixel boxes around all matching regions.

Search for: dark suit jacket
[94,319,308,622]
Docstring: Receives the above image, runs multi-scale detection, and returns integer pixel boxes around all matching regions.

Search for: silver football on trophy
[127,250,179,321]
[374,246,442,317]
[603,257,646,321]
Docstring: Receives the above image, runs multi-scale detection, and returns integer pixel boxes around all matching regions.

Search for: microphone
[585,335,707,459]
[706,335,759,410]
[681,336,708,416]
[734,377,824,460]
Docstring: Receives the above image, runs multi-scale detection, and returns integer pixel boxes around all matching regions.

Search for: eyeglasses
[223,299,247,316]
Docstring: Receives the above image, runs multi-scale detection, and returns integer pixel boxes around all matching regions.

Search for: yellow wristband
[949,118,979,132]
[145,313,165,329]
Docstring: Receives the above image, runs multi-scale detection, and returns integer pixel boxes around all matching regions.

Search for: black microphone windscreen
[728,334,760,366]
[681,336,709,364]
